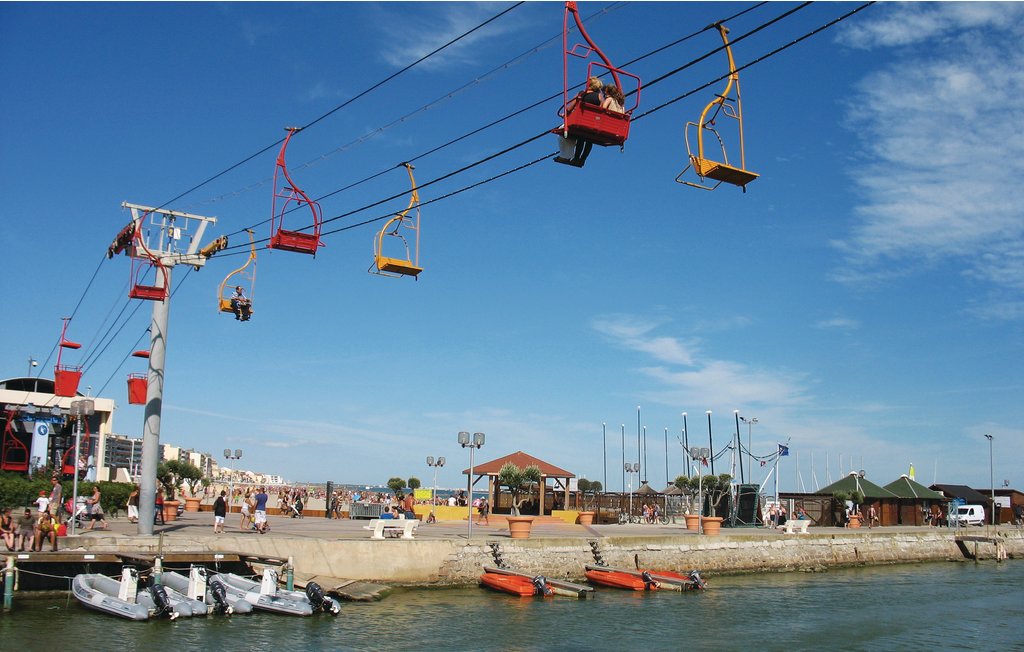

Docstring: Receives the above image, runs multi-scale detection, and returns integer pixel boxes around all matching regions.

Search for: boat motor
[641,571,660,590]
[531,575,553,596]
[149,583,178,620]
[305,581,340,615]
[209,577,233,615]
[688,570,707,590]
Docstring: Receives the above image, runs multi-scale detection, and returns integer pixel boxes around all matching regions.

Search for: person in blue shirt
[253,487,269,534]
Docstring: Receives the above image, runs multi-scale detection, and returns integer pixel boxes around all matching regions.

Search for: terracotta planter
[684,514,700,531]
[507,516,535,539]
[184,497,202,513]
[848,514,862,529]
[702,516,724,535]
[578,511,595,526]
[163,501,180,522]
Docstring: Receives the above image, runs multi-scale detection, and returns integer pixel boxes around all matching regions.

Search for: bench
[363,518,419,540]
[782,519,812,534]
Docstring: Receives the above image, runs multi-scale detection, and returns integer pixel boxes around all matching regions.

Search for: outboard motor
[531,575,552,596]
[150,583,178,620]
[641,571,659,590]
[209,578,233,615]
[688,570,707,590]
[305,581,340,615]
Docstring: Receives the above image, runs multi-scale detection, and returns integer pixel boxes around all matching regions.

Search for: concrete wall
[65,529,1024,587]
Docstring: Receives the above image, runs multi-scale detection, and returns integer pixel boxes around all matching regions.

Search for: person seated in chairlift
[231,286,251,321]
[555,76,605,168]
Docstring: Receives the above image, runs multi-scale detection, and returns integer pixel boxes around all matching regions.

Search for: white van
[949,504,985,527]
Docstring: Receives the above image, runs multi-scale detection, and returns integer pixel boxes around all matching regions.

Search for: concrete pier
[18,511,1022,589]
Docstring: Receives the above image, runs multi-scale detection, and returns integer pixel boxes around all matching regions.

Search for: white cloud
[814,317,860,331]
[832,3,1024,317]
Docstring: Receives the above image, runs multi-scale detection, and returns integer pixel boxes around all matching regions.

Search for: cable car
[54,317,83,398]
[126,350,149,405]
[218,230,256,319]
[268,127,324,256]
[554,1,641,167]
[1,409,30,472]
[677,23,758,191]
[370,163,422,278]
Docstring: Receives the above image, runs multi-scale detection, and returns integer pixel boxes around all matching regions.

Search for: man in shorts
[213,490,227,533]
[253,486,269,534]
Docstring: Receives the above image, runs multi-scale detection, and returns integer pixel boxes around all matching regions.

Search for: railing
[349,502,387,520]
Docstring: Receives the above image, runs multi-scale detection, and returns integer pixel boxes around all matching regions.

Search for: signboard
[414,489,433,501]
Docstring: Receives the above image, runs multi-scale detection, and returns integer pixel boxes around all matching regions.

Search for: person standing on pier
[213,490,227,533]
[49,476,63,519]
[253,486,269,534]
[85,485,108,531]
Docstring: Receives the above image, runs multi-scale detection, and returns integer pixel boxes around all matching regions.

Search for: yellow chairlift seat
[217,230,257,317]
[371,163,422,279]
[677,23,757,192]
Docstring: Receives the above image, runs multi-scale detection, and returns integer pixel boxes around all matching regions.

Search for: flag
[909,463,915,481]
[760,460,767,467]
[779,444,789,457]
[701,457,709,467]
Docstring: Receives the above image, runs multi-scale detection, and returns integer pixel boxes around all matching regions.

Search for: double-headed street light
[224,449,242,515]
[458,432,485,538]
[740,415,758,483]
[690,446,711,534]
[69,399,95,536]
[625,462,640,520]
[426,455,445,523]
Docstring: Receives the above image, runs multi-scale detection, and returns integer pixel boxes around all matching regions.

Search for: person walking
[85,485,108,530]
[253,486,269,534]
[126,485,140,523]
[213,490,227,533]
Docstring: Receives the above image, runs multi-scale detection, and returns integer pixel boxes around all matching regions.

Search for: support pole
[286,557,295,591]
[139,269,171,536]
[3,556,14,612]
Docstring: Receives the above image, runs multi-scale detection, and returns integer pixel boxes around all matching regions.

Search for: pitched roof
[635,482,661,495]
[661,484,683,495]
[464,451,574,478]
[883,475,946,500]
[815,472,897,499]
[930,484,990,503]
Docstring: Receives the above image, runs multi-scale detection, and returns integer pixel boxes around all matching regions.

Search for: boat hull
[212,572,339,616]
[71,574,151,621]
[480,573,550,597]
[584,569,653,591]
[162,570,253,614]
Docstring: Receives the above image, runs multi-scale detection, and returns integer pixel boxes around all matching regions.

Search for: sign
[414,489,433,501]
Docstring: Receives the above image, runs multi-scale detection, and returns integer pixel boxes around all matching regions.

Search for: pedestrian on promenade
[85,485,108,531]
[240,491,252,530]
[126,485,140,523]
[868,504,879,528]
[253,486,269,534]
[478,498,490,525]
[49,476,63,518]
[213,490,227,533]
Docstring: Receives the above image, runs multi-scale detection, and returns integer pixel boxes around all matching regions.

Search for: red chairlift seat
[1,411,30,472]
[54,318,83,397]
[564,100,631,147]
[128,223,169,301]
[268,127,323,256]
[127,373,147,405]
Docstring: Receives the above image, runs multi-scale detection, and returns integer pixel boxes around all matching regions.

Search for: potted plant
[577,478,602,525]
[700,473,733,535]
[676,476,701,531]
[156,462,182,521]
[157,460,205,518]
[498,462,541,538]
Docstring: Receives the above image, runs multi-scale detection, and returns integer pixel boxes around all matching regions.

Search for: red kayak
[584,569,657,591]
[480,573,552,597]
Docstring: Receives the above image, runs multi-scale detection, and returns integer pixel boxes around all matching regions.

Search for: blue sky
[2,2,1021,492]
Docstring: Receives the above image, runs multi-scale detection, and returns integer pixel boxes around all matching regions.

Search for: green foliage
[849,490,865,505]
[387,477,407,495]
[157,460,204,499]
[577,478,592,493]
[0,472,132,517]
[407,477,421,491]
[498,463,541,515]
[577,478,602,510]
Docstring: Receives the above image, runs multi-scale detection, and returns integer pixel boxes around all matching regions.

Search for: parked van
[949,504,985,527]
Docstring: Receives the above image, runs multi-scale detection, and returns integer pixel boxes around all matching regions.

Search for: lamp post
[681,413,689,478]
[602,423,607,491]
[664,427,669,488]
[620,424,625,493]
[707,411,714,475]
[740,415,758,484]
[426,455,445,522]
[625,462,640,520]
[27,356,37,377]
[733,411,743,483]
[223,449,242,515]
[458,431,484,539]
[690,447,710,534]
[984,434,994,526]
[69,399,95,536]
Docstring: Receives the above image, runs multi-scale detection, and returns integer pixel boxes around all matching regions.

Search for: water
[2,562,1022,651]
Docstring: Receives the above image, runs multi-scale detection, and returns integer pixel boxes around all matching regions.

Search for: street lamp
[984,434,994,526]
[69,399,95,536]
[27,356,37,377]
[706,411,714,475]
[224,449,242,515]
[690,447,711,534]
[426,455,445,523]
[602,423,607,491]
[740,416,758,484]
[458,431,484,539]
[625,462,640,520]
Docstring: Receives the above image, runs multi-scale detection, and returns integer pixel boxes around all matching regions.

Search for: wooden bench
[363,518,419,540]
[782,519,812,534]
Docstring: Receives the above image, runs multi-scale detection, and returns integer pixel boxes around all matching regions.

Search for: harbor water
[2,561,1021,651]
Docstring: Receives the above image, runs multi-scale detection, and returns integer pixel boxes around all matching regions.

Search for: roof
[883,476,946,500]
[661,484,683,495]
[464,451,574,478]
[635,482,660,495]
[815,473,897,499]
[930,484,990,503]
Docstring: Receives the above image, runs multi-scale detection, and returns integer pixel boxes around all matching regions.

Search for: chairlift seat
[269,229,321,255]
[565,102,630,147]
[127,374,147,405]
[54,366,83,397]
[130,284,168,301]
[692,157,758,187]
[377,256,423,277]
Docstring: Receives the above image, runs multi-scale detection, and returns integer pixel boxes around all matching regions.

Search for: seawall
[69,528,1024,586]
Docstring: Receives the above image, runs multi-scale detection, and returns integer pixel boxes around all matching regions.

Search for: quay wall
[67,529,1024,586]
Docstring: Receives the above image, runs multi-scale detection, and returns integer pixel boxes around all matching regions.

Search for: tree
[157,460,204,499]
[578,479,602,511]
[702,473,733,517]
[387,477,406,495]
[407,477,421,491]
[498,463,541,516]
